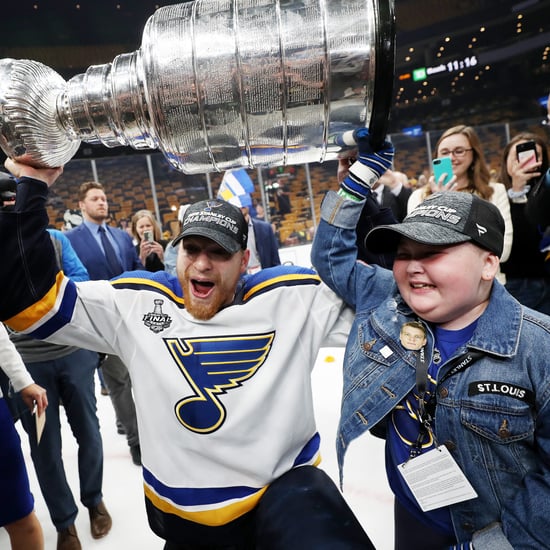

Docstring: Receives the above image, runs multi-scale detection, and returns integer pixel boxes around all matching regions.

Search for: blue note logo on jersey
[164,332,275,434]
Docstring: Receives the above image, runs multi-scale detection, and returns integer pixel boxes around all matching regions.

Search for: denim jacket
[311,191,550,549]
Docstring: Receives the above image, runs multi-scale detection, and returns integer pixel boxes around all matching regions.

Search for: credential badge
[143,299,172,333]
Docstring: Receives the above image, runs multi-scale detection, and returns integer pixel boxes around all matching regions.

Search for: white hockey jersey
[15,265,350,537]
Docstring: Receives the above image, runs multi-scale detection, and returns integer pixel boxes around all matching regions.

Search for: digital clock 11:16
[447,55,478,72]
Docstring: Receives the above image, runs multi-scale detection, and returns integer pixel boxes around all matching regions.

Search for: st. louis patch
[468,381,535,406]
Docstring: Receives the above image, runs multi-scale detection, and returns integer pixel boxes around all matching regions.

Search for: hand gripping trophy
[0,0,395,174]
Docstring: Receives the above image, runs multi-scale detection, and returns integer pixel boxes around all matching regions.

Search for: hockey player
[0,157,392,549]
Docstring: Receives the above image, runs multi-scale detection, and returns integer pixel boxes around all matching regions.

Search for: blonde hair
[400,321,425,334]
[131,210,162,242]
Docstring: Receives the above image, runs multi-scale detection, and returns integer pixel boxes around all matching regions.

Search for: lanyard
[438,349,484,386]
[412,347,484,457]
[414,346,432,452]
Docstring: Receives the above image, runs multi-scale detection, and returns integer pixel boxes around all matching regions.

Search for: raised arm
[311,128,395,308]
[0,159,64,324]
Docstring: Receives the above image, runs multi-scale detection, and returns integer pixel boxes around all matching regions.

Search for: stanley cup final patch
[468,380,535,406]
[143,299,173,333]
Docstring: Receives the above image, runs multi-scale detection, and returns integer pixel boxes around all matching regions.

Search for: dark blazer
[526,170,550,228]
[251,218,281,269]
[66,223,143,280]
[380,185,411,222]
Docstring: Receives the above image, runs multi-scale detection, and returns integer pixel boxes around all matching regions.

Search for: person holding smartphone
[131,209,169,272]
[407,125,513,282]
[498,132,550,315]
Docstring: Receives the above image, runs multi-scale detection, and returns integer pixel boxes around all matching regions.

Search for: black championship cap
[172,199,248,254]
[366,191,504,256]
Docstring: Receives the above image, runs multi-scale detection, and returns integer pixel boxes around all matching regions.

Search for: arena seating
[47,117,547,245]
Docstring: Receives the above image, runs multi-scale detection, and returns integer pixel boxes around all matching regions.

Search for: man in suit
[222,194,281,273]
[66,181,143,466]
[246,210,281,273]
[370,168,411,222]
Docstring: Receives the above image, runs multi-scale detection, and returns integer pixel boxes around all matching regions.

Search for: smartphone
[143,230,153,242]
[516,140,538,166]
[432,157,454,186]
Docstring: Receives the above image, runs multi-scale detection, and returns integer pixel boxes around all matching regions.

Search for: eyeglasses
[438,147,473,158]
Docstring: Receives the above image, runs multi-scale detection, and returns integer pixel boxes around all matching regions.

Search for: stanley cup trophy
[0,0,395,174]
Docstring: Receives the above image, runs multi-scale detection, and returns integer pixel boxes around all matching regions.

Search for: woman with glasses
[407,125,513,272]
[498,131,550,315]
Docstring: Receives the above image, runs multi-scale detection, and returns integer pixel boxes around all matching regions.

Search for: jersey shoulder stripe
[31,278,78,339]
[6,272,74,333]
[242,266,320,302]
[111,271,185,307]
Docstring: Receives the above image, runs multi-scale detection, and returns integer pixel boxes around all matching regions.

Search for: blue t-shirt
[386,320,478,534]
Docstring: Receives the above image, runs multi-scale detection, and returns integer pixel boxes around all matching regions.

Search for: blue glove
[340,127,394,201]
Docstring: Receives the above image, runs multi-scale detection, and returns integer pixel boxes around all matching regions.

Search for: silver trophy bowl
[0,0,395,174]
